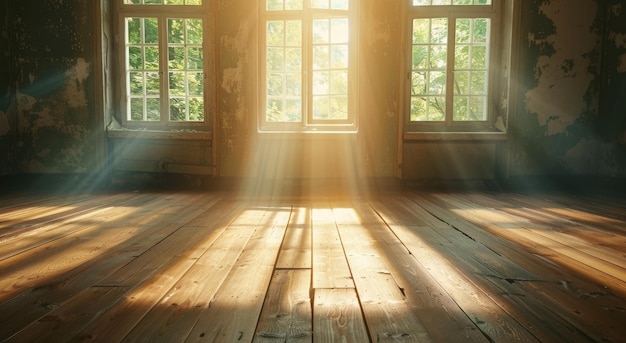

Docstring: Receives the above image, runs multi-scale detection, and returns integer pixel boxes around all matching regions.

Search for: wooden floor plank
[313,289,370,343]
[362,199,533,343]
[414,192,626,343]
[254,270,312,342]
[436,192,626,296]
[331,201,435,343]
[276,204,312,269]
[185,202,291,342]
[0,193,219,339]
[311,202,353,289]
[0,189,625,343]
[0,192,164,302]
[4,193,217,341]
[71,194,242,342]
[120,198,255,342]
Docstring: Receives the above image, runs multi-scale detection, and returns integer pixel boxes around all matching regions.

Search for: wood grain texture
[254,270,312,343]
[0,189,625,342]
[313,289,369,343]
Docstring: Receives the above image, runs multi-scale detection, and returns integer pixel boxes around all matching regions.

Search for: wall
[4,0,101,176]
[0,1,17,175]
[600,0,626,176]
[1,0,625,186]
[510,0,626,179]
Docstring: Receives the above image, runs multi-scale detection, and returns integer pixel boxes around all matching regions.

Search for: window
[116,0,210,128]
[260,0,356,131]
[406,0,499,131]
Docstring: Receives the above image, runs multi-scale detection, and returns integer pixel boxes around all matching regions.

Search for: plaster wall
[5,0,99,175]
[1,0,624,184]
[511,0,626,178]
[0,1,17,174]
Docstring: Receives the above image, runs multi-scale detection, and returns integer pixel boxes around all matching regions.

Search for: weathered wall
[511,0,626,178]
[0,1,17,175]
[599,0,626,176]
[215,0,257,178]
[1,0,624,184]
[357,0,402,178]
[10,0,99,174]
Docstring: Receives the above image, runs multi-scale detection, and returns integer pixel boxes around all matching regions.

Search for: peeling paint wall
[599,0,626,176]
[0,1,17,174]
[8,0,99,174]
[215,1,257,177]
[358,0,402,178]
[1,0,625,183]
[511,0,610,177]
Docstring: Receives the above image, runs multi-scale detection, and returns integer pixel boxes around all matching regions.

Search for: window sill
[107,128,212,141]
[403,131,507,142]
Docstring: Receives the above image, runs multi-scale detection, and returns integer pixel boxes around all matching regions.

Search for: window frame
[114,0,213,131]
[258,0,358,132]
[404,0,502,132]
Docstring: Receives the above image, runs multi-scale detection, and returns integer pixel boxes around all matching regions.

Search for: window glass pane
[285,21,302,46]
[410,18,447,122]
[144,47,159,70]
[412,0,491,5]
[330,18,349,44]
[169,72,186,96]
[188,47,203,69]
[267,0,302,10]
[268,74,284,96]
[263,4,351,127]
[267,21,285,46]
[265,18,302,123]
[331,0,348,10]
[285,48,302,71]
[125,0,203,4]
[125,16,161,122]
[311,0,328,9]
[313,71,330,95]
[189,97,204,121]
[453,17,489,121]
[167,18,205,122]
[267,48,285,71]
[144,18,159,43]
[313,20,330,44]
[313,96,330,120]
[313,46,329,70]
[267,0,284,11]
[330,45,348,69]
[267,99,284,122]
[145,72,160,95]
[146,98,160,121]
[129,98,144,120]
[188,72,204,95]
[331,96,348,119]
[128,47,143,70]
[330,70,348,95]
[285,0,303,10]
[285,74,301,96]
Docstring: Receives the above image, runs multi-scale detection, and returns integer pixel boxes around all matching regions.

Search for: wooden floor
[1,187,625,342]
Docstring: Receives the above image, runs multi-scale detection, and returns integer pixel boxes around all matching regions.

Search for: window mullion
[445,15,455,125]
[159,16,169,125]
[305,10,312,127]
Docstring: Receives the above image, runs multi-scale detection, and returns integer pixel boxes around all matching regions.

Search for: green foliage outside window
[410,16,490,122]
[125,16,204,123]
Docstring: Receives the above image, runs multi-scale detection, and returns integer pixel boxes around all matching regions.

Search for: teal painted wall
[0,1,17,174]
[3,0,99,175]
[510,0,626,178]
